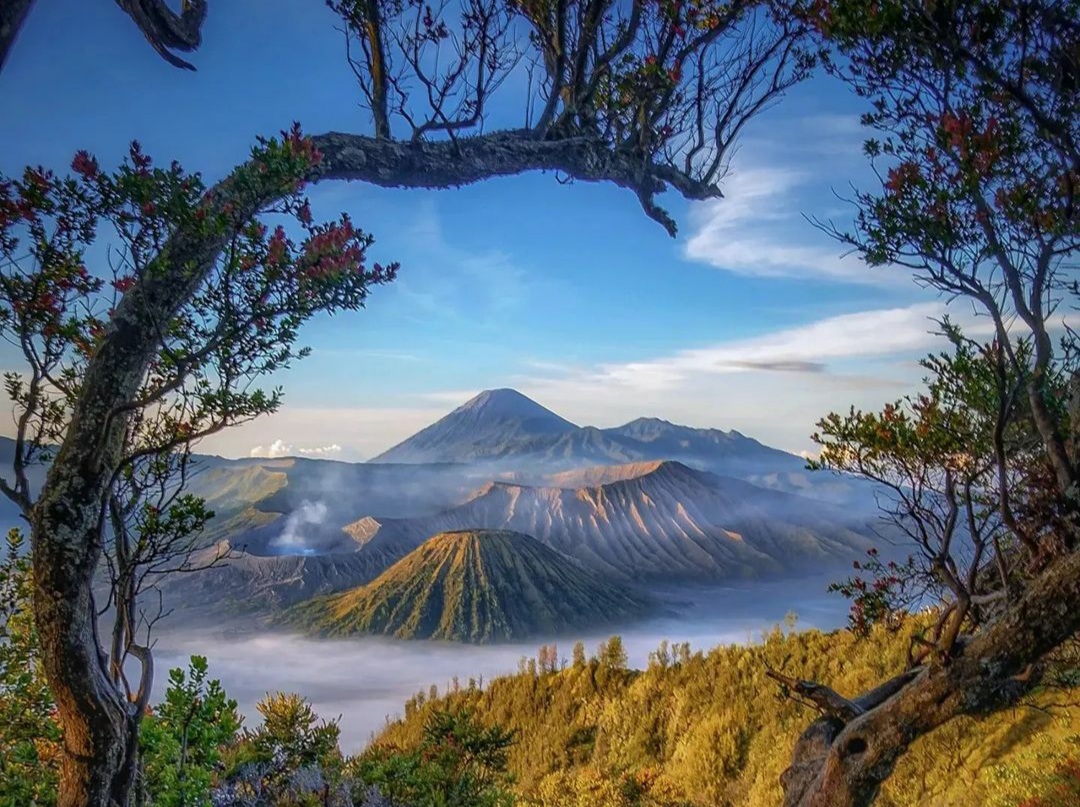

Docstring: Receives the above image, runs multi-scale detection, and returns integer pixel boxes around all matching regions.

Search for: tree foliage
[768,3,1080,804]
[353,708,516,807]
[0,128,396,806]
[0,529,60,807]
[139,655,242,807]
[375,627,1080,807]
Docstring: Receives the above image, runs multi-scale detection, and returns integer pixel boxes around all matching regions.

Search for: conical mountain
[372,389,579,464]
[289,529,651,643]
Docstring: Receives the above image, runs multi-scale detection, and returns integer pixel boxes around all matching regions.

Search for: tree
[9,0,819,228]
[810,327,1043,647]
[235,691,344,801]
[1,131,395,807]
[0,529,61,807]
[5,3,818,804]
[354,708,515,807]
[772,2,1080,805]
[572,641,587,669]
[1,1,209,72]
[597,636,629,671]
[139,655,241,807]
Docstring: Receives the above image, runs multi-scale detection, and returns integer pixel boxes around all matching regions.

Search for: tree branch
[113,0,208,70]
[311,129,721,235]
[781,546,1080,807]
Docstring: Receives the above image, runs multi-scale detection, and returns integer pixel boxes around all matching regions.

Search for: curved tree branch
[311,129,723,235]
[113,0,208,70]
[0,0,34,72]
[779,546,1080,807]
[1,0,208,73]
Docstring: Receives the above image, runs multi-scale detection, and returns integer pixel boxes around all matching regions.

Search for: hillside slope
[345,461,873,581]
[148,540,401,621]
[290,530,651,642]
[369,618,1080,807]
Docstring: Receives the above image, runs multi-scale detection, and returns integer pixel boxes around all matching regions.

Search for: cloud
[198,406,444,461]
[539,302,948,394]
[724,360,827,373]
[390,202,533,327]
[249,440,344,459]
[684,166,880,283]
[498,302,954,455]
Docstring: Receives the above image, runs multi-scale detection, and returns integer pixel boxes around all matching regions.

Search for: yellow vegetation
[372,618,1080,807]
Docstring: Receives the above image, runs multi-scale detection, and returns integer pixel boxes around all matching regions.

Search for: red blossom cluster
[129,141,153,175]
[71,150,99,180]
[282,122,323,168]
[884,161,921,194]
[300,217,366,279]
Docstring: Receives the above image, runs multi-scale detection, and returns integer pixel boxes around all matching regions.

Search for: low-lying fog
[152,576,849,751]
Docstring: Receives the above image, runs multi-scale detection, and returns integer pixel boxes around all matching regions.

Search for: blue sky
[1,0,959,459]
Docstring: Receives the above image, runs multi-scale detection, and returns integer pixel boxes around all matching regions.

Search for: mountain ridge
[344,460,873,582]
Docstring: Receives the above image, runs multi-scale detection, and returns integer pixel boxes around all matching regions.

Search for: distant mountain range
[346,460,873,582]
[372,389,805,481]
[0,390,877,640]
[288,529,651,642]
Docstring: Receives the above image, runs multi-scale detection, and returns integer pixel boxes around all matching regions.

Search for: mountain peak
[457,389,574,425]
[623,416,677,428]
[371,389,577,464]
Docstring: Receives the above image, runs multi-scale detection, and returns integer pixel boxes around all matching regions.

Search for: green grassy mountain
[289,529,651,643]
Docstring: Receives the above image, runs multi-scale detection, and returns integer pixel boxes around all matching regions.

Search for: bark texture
[311,130,723,235]
[0,0,34,71]
[781,546,1080,807]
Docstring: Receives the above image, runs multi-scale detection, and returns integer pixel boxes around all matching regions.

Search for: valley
[149,388,880,635]
[151,575,851,750]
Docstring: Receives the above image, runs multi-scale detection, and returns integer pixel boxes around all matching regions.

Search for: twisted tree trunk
[27,131,720,806]
[781,546,1080,807]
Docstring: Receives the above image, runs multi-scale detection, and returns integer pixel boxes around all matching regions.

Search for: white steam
[272,500,329,552]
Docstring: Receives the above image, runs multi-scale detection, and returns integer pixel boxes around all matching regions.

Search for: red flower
[112,276,136,293]
[267,226,289,266]
[129,141,152,172]
[71,150,99,180]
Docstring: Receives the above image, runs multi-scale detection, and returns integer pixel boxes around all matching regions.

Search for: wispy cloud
[391,202,533,328]
[200,305,954,460]
[495,303,953,453]
[534,302,946,394]
[684,166,880,283]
